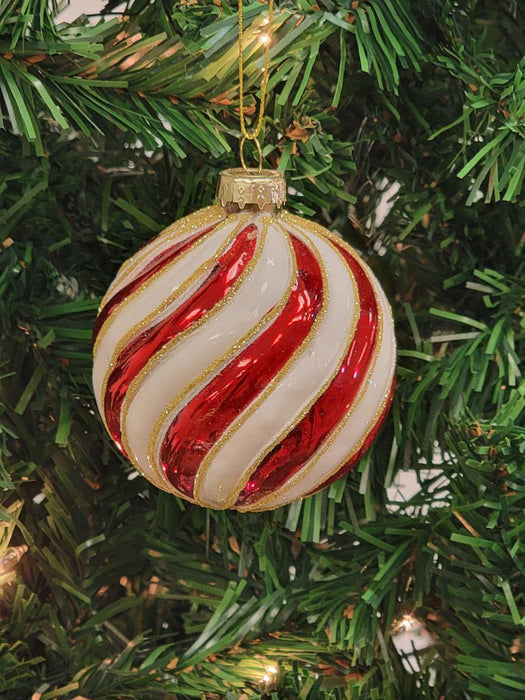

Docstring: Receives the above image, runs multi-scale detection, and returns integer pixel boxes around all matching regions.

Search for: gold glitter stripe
[194,219,361,510]
[244,321,394,512]
[225,220,364,510]
[94,206,226,359]
[244,321,386,511]
[146,216,299,496]
[100,205,224,310]
[97,214,247,432]
[244,214,393,512]
[119,214,268,489]
[242,231,396,512]
[97,215,247,495]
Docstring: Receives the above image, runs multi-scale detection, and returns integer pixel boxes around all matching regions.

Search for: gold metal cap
[217,168,286,211]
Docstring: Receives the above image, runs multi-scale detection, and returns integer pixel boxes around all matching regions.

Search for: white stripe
[102,207,224,305]
[122,219,294,484]
[92,216,239,409]
[255,280,395,510]
[195,228,359,509]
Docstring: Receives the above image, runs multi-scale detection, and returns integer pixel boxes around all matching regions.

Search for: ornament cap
[217,168,286,212]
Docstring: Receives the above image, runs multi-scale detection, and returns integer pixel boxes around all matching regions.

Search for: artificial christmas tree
[1,1,524,698]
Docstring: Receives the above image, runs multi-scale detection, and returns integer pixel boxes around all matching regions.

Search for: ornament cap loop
[217,168,286,212]
[239,136,263,174]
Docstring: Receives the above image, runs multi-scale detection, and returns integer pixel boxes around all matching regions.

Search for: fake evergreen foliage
[1,0,524,697]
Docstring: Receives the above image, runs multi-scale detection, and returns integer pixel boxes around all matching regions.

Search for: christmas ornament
[92,0,396,511]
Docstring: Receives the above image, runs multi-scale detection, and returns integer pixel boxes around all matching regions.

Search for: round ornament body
[92,173,396,511]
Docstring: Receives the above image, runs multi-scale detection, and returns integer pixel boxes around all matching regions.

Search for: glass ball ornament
[92,169,396,511]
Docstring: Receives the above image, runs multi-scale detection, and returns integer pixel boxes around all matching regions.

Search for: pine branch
[1,2,525,699]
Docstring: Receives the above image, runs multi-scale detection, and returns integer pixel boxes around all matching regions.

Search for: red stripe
[160,235,324,498]
[305,379,395,497]
[93,225,215,345]
[235,241,379,508]
[104,224,258,452]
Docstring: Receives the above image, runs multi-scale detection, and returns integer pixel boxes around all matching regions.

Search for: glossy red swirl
[235,240,378,507]
[93,226,214,345]
[104,224,257,451]
[305,380,395,497]
[160,235,324,497]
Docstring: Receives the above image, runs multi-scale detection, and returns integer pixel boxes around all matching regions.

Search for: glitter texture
[92,204,396,511]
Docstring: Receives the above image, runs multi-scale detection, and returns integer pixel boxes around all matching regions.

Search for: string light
[259,33,270,45]
[401,613,416,631]
[391,610,435,674]
[262,662,278,689]
[0,545,28,575]
[392,612,417,634]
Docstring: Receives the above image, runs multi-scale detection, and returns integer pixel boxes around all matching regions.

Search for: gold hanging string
[237,0,274,172]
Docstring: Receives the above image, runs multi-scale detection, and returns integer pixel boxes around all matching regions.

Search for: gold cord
[238,0,274,172]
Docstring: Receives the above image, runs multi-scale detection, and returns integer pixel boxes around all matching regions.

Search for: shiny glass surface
[161,235,323,497]
[104,225,257,451]
[305,380,395,497]
[93,227,212,344]
[236,241,378,506]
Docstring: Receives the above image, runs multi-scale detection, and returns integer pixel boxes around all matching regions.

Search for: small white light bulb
[401,613,415,630]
